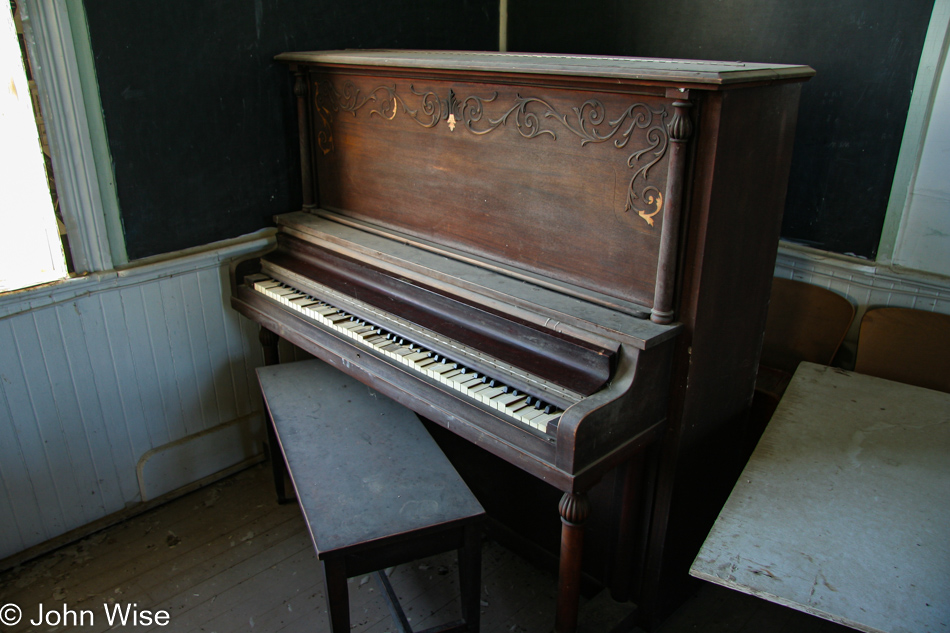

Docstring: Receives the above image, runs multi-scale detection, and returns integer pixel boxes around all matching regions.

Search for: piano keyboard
[247,273,570,434]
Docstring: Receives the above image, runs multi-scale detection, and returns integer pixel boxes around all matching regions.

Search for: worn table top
[690,362,950,633]
[257,359,483,557]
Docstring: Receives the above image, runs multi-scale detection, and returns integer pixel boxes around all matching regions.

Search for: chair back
[855,307,950,393]
[760,278,855,375]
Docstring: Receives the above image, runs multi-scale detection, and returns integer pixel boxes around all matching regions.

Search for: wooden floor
[0,464,854,633]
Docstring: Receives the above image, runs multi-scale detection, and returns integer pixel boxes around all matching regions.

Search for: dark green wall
[83,1,498,260]
[87,0,934,261]
[509,0,934,259]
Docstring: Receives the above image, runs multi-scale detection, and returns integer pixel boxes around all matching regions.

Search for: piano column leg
[259,326,280,367]
[260,327,293,504]
[556,491,591,633]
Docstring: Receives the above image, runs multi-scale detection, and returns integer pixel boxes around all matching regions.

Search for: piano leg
[259,326,280,366]
[608,453,648,602]
[556,491,590,633]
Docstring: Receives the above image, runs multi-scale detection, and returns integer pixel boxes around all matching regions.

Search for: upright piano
[230,50,814,632]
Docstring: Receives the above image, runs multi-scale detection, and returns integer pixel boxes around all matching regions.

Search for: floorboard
[0,464,856,633]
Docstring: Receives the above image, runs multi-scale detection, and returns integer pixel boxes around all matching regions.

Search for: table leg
[555,491,590,633]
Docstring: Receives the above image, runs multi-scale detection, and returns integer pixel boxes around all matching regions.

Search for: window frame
[18,0,124,275]
[878,0,950,265]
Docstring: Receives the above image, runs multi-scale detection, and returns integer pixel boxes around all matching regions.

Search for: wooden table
[690,362,949,633]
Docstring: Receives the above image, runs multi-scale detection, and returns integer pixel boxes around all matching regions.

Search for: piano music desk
[690,362,950,633]
[257,359,485,633]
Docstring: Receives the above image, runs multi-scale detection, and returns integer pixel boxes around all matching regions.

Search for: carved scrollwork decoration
[312,81,335,155]
[463,95,557,140]
[313,79,672,227]
[319,80,444,128]
[567,100,669,222]
[462,96,670,222]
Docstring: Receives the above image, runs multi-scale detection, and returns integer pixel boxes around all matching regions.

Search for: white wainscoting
[2,233,946,562]
[0,233,282,560]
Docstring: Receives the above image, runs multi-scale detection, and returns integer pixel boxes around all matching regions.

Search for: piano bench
[257,359,485,633]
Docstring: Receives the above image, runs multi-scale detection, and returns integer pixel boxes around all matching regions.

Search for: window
[0,0,68,292]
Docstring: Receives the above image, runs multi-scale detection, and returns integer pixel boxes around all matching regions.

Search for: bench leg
[259,327,296,504]
[265,407,294,504]
[375,570,414,633]
[321,557,351,633]
[458,523,482,632]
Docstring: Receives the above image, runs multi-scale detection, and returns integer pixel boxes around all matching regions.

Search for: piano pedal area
[247,273,570,435]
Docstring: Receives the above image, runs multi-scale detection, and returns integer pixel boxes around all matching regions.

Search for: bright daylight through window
[1,0,68,293]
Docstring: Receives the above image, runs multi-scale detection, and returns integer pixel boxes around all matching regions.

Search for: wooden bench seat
[257,359,485,633]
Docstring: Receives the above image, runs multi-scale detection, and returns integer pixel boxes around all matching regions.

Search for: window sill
[0,228,274,320]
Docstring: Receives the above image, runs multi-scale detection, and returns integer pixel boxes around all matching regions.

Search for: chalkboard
[83,0,498,260]
[509,0,935,260]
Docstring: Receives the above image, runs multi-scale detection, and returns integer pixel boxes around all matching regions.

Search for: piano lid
[274,49,816,87]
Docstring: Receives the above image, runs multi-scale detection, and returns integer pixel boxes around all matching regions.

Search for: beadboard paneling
[4,233,944,562]
[0,237,270,560]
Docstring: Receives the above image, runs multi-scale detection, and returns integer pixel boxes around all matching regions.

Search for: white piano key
[532,412,560,430]
[404,351,432,364]
[424,362,457,378]
[514,406,546,426]
[493,392,525,411]
[291,298,320,309]
[326,313,351,324]
[476,386,507,404]
[467,381,493,396]
[445,370,470,384]
[449,376,480,392]
[279,292,304,304]
[412,357,438,371]
[439,368,465,384]
[314,305,340,316]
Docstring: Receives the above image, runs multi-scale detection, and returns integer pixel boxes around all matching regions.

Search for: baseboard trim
[0,454,265,574]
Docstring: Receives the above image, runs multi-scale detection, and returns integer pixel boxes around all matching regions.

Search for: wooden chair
[854,307,950,394]
[756,277,855,398]
[744,279,856,454]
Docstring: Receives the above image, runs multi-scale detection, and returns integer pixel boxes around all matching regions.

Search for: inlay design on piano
[230,50,813,632]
